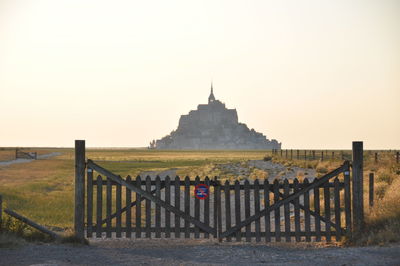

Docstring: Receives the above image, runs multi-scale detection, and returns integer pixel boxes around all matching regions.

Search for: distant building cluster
[151,85,281,150]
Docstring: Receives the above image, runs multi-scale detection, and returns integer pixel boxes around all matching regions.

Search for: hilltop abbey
[151,85,281,150]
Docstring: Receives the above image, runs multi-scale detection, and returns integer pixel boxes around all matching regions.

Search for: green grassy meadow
[0,148,267,229]
[0,148,398,245]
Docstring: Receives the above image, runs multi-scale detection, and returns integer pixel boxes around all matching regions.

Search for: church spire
[208,82,215,103]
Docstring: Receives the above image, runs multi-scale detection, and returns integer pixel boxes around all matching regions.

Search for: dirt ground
[0,239,399,266]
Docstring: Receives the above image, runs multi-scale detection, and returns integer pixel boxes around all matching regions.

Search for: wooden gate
[74,141,365,242]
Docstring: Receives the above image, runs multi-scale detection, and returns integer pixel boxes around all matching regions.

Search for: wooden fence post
[374,153,378,163]
[321,151,324,161]
[352,141,364,232]
[332,151,334,160]
[290,149,293,160]
[280,149,283,157]
[297,150,299,160]
[312,151,315,160]
[74,140,86,240]
[397,152,399,163]
[369,173,374,208]
[285,149,288,159]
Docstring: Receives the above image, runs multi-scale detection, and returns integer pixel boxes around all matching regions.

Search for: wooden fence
[15,149,37,160]
[272,149,399,163]
[74,140,366,243]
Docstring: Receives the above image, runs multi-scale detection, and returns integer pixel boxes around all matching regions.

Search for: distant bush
[263,156,272,161]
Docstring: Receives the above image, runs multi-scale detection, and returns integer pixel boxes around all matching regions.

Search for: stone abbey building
[152,85,281,150]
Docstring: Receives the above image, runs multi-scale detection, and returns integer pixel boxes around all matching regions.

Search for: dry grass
[271,150,400,245]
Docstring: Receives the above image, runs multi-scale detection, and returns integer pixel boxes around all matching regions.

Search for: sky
[0,0,399,149]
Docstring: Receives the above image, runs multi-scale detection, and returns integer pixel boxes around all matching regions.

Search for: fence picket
[304,179,311,242]
[234,180,241,241]
[204,177,210,238]
[165,176,171,238]
[324,181,331,242]
[334,178,341,241]
[224,180,231,242]
[126,176,132,238]
[194,176,201,238]
[146,176,151,238]
[254,179,261,242]
[244,179,251,242]
[264,180,271,242]
[293,178,301,242]
[273,180,281,242]
[313,180,321,242]
[344,169,351,236]
[96,176,103,238]
[175,176,181,238]
[136,176,142,238]
[116,181,122,238]
[106,179,112,238]
[283,179,291,242]
[155,176,161,238]
[86,168,93,238]
[184,176,190,238]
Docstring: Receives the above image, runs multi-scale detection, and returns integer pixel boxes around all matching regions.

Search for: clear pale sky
[0,0,399,149]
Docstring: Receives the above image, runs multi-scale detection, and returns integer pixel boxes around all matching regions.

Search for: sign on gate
[194,184,209,200]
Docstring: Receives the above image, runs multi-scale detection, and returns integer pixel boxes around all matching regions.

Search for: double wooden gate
[74,141,365,242]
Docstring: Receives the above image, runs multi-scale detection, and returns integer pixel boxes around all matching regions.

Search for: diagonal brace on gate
[87,160,215,235]
[93,178,167,227]
[221,162,349,238]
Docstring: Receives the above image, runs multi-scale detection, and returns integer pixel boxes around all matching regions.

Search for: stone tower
[154,85,281,150]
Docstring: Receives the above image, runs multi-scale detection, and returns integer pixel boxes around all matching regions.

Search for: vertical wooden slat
[254,179,261,242]
[264,180,271,242]
[96,176,102,238]
[234,180,241,241]
[334,178,341,241]
[352,141,364,232]
[194,176,200,239]
[283,179,290,242]
[165,176,171,238]
[184,176,190,238]
[145,176,151,238]
[116,181,122,238]
[344,167,352,236]
[106,178,112,238]
[213,177,219,239]
[224,180,231,242]
[304,179,311,242]
[273,180,281,242]
[126,176,132,238]
[155,176,161,238]
[175,176,181,238]
[324,181,331,242]
[313,180,321,242]
[244,179,251,242]
[86,168,93,238]
[204,177,210,238]
[293,178,301,242]
[74,140,85,240]
[216,178,222,242]
[135,176,142,238]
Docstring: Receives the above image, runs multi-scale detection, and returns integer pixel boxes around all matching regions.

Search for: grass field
[0,147,399,245]
[0,148,267,229]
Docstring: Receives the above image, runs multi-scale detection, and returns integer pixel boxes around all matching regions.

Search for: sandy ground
[0,152,62,166]
[0,239,399,266]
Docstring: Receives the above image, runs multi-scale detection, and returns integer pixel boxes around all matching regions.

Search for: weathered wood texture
[83,159,352,242]
[5,208,59,239]
[74,140,85,240]
[352,141,364,232]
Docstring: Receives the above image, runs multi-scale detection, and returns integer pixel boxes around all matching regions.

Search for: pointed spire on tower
[208,81,215,103]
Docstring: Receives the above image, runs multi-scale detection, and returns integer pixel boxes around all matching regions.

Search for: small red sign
[194,184,210,200]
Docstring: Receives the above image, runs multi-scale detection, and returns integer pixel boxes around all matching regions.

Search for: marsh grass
[271,150,400,245]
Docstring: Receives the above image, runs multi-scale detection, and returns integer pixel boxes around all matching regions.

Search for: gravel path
[0,152,62,166]
[0,240,399,265]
